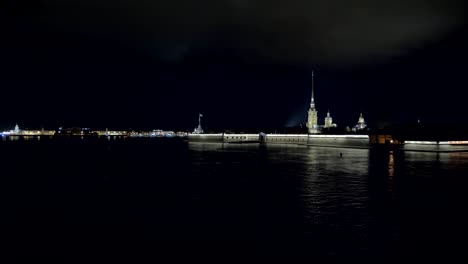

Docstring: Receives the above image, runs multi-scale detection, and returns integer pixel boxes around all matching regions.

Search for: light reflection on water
[188,142,468,257]
[2,135,43,141]
[3,139,468,259]
[388,151,395,177]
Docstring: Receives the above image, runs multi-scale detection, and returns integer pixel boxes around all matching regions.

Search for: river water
[3,138,468,261]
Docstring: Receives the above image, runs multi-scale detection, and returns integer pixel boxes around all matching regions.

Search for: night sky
[1,0,467,131]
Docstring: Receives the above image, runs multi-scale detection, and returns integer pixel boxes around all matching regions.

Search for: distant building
[1,123,22,135]
[306,72,319,134]
[95,129,127,136]
[324,110,337,129]
[0,123,55,136]
[14,124,20,133]
[353,113,367,131]
[55,127,82,136]
[151,130,175,137]
[193,113,204,134]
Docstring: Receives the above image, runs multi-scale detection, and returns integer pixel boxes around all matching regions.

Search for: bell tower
[324,110,333,128]
[307,71,319,134]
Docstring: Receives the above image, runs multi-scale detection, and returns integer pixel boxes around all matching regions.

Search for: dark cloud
[26,0,465,65]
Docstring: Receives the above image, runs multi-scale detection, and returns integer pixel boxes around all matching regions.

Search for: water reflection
[388,151,394,177]
[301,147,370,205]
[447,152,468,170]
[298,147,371,254]
[1,135,41,141]
[4,139,468,258]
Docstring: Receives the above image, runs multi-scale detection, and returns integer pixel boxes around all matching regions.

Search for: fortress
[306,71,366,133]
[187,73,468,151]
[188,72,371,148]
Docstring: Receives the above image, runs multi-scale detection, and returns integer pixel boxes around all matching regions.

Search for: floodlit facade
[1,123,55,136]
[324,110,337,128]
[354,113,367,131]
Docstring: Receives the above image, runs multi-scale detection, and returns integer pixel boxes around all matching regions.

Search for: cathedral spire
[307,71,319,134]
[310,71,315,109]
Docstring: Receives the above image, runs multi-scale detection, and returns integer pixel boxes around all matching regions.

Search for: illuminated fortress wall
[188,133,370,147]
[187,134,224,142]
[307,135,370,148]
[265,134,309,144]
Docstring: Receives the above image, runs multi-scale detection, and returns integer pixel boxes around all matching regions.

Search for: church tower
[324,110,333,128]
[307,71,319,134]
